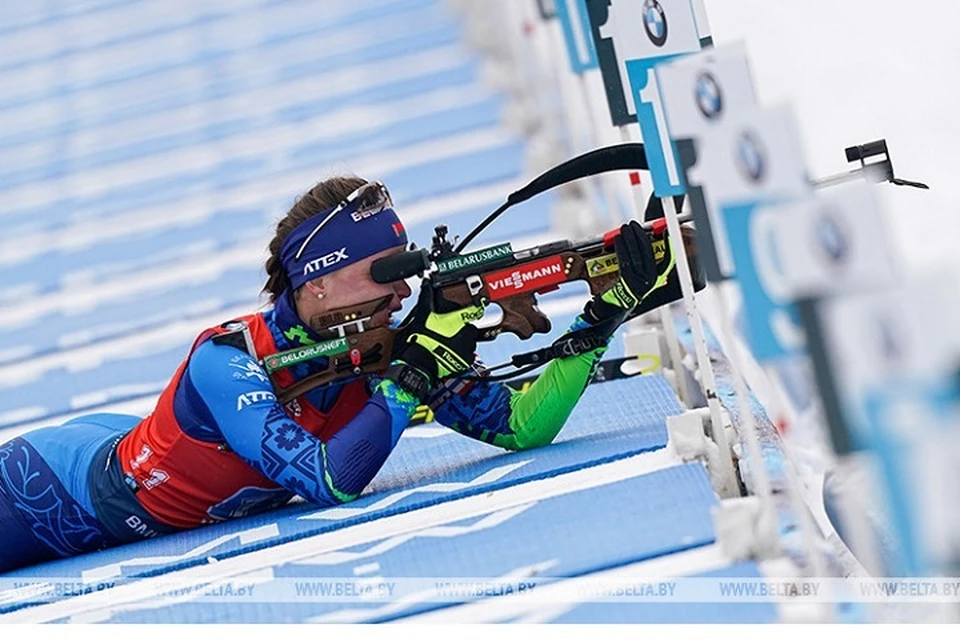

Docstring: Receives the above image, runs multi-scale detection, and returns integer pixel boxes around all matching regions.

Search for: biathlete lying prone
[0,175,672,573]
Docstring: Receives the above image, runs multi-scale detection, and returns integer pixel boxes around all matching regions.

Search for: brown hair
[262,175,367,303]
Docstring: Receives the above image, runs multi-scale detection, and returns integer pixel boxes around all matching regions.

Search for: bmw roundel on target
[695,71,723,120]
[736,131,765,183]
[813,210,850,266]
[643,0,668,47]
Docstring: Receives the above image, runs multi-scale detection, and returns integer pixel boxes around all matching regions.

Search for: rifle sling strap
[509,315,623,368]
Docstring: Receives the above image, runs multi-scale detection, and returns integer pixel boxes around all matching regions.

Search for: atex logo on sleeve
[303,248,349,275]
[483,256,568,301]
[237,390,277,411]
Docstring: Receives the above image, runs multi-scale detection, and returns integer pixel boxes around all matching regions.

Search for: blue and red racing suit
[0,292,610,573]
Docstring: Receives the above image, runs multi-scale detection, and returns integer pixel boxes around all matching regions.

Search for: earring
[317,293,325,300]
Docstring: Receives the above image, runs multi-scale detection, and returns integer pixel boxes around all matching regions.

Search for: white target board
[751,182,899,301]
[705,104,811,361]
[814,276,960,576]
[656,41,758,279]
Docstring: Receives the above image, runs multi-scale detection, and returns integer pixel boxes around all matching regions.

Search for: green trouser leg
[494,340,608,452]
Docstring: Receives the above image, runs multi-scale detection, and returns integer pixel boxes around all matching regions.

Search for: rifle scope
[371,247,431,284]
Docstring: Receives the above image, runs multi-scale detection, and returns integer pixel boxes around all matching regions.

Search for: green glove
[584,220,674,324]
[391,283,483,386]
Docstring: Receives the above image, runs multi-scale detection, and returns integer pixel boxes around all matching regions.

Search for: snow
[706,0,960,272]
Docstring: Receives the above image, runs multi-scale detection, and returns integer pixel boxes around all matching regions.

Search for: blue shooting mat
[0,264,262,368]
[0,344,183,430]
[0,23,469,188]
[0,0,284,68]
[0,207,271,300]
[0,7,460,165]
[0,0,438,55]
[289,95,503,167]
[0,0,446,115]
[386,140,523,205]
[0,0,138,37]
[0,374,680,614]
[540,563,778,624]
[2,99,503,238]
[274,59,478,126]
[96,463,718,623]
[1,61,485,233]
[0,0,202,69]
[0,93,506,295]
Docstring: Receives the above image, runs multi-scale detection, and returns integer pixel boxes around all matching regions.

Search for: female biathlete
[0,176,665,572]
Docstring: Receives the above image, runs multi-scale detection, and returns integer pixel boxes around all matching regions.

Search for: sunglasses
[294,181,393,261]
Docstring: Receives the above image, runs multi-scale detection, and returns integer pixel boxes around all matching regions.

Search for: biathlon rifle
[266,143,706,402]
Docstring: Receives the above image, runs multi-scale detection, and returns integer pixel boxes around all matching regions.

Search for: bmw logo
[695,71,723,120]
[813,211,850,266]
[736,131,765,183]
[643,0,668,47]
